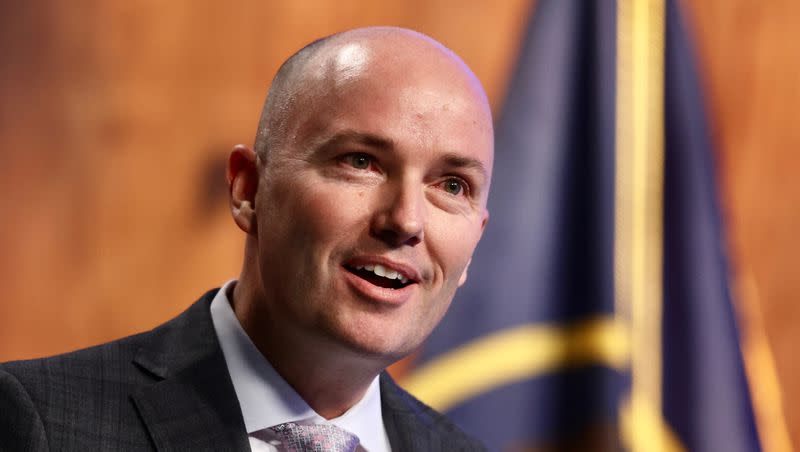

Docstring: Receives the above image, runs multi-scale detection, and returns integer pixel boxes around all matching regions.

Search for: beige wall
[0,0,797,448]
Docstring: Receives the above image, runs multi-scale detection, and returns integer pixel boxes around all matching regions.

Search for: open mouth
[344,264,414,290]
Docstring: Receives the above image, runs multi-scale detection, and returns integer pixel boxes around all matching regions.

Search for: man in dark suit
[1,26,493,451]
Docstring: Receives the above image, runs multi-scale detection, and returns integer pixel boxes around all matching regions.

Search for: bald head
[254,27,492,162]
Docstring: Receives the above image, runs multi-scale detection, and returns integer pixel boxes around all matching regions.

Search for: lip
[340,256,421,305]
[343,256,422,283]
[342,267,416,305]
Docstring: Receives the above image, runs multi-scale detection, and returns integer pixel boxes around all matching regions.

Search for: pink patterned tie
[268,422,360,452]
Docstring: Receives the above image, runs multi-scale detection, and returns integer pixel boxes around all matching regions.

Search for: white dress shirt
[209,280,392,452]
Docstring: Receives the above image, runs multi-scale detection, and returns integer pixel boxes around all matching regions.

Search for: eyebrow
[316,130,396,151]
[316,129,488,181]
[440,153,489,182]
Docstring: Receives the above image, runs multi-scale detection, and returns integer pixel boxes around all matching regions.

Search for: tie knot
[268,422,360,452]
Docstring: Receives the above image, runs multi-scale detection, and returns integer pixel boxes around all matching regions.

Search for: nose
[370,180,426,247]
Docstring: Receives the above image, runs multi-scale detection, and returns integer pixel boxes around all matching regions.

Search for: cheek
[295,184,371,251]
[305,197,349,232]
[428,213,484,281]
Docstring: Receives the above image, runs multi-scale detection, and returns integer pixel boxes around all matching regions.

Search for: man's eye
[441,178,467,196]
[344,153,372,170]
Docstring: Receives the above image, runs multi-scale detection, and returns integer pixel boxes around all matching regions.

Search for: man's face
[252,43,493,362]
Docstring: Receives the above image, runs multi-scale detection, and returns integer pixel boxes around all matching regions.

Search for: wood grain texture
[0,1,531,357]
[0,0,796,448]
[683,0,800,446]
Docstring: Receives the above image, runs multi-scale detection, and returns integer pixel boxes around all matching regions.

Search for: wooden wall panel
[684,0,800,446]
[1,0,797,449]
[0,1,531,357]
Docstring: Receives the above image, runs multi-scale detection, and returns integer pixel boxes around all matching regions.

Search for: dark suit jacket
[0,289,485,451]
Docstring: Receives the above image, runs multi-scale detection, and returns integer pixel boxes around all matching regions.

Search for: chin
[323,320,424,364]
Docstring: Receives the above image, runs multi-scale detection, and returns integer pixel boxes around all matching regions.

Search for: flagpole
[615,0,682,450]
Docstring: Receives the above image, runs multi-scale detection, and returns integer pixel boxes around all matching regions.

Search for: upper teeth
[356,264,410,284]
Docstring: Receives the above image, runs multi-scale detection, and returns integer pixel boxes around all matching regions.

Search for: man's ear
[226,144,259,234]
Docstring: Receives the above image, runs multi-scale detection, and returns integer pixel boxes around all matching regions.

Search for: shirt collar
[209,280,390,451]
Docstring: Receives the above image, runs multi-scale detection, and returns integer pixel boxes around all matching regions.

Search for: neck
[231,275,385,419]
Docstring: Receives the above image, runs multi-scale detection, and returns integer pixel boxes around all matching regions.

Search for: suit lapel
[130,290,250,452]
[380,373,442,452]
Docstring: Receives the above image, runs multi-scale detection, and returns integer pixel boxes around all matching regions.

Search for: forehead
[288,39,494,172]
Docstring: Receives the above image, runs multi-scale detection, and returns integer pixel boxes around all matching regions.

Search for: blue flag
[402,0,763,450]
[661,0,760,450]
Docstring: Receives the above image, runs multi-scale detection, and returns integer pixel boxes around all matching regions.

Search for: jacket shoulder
[0,289,219,450]
[1,288,219,387]
[0,328,160,450]
[0,367,49,451]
